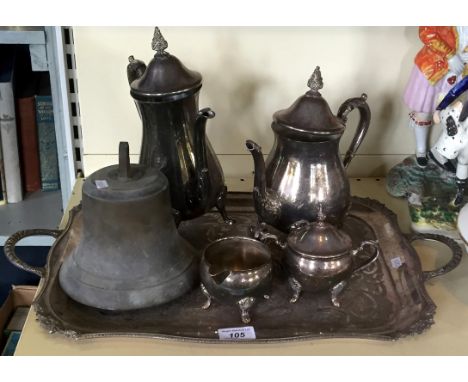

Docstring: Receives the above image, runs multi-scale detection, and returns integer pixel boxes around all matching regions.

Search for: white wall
[73,27,428,189]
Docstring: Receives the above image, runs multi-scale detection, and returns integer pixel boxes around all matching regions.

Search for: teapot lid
[272,67,345,140]
[287,212,352,258]
[130,28,202,102]
[83,142,167,202]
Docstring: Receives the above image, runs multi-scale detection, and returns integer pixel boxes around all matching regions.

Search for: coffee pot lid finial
[272,64,345,139]
[317,203,326,223]
[151,27,168,54]
[307,66,323,93]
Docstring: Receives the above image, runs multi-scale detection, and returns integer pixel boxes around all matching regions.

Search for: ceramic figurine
[387,27,468,238]
[387,156,459,237]
[457,199,468,251]
[430,76,468,206]
[404,26,467,168]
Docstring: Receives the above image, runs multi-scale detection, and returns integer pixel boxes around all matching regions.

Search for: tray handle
[406,233,463,281]
[4,229,62,278]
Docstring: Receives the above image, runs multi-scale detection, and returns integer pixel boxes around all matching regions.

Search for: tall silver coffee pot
[128,28,232,224]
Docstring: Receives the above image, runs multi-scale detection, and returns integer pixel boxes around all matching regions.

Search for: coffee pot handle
[337,93,371,168]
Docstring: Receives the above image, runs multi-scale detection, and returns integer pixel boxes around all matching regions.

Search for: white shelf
[0,27,77,246]
[0,27,45,45]
[0,190,62,246]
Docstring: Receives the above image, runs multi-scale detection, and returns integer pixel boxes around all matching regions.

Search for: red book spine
[16,96,41,193]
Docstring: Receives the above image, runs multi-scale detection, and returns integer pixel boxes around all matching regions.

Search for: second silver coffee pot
[128,28,232,224]
[246,67,371,232]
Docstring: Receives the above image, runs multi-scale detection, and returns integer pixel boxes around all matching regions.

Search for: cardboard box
[0,285,37,336]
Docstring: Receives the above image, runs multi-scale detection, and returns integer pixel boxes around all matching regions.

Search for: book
[0,181,5,206]
[4,306,29,334]
[16,95,41,193]
[0,46,23,203]
[0,132,6,205]
[0,124,6,205]
[14,48,41,194]
[36,94,60,191]
[1,331,20,356]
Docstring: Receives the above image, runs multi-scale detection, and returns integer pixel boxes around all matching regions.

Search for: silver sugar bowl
[253,219,379,307]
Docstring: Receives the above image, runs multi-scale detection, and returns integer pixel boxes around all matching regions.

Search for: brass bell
[59,142,198,310]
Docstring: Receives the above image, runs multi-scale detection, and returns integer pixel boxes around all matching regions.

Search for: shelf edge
[0,29,46,45]
[0,235,54,246]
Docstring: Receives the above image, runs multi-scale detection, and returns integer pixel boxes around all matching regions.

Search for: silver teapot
[246,66,371,231]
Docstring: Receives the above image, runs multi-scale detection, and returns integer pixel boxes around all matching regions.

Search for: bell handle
[337,93,371,168]
[405,233,463,281]
[351,240,380,274]
[118,141,131,179]
[4,229,62,278]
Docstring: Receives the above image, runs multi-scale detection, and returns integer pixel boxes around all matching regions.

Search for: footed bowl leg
[237,297,256,324]
[331,280,348,308]
[289,277,302,303]
[216,186,235,225]
[200,283,212,310]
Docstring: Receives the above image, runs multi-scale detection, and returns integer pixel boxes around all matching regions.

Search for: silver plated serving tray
[4,195,462,342]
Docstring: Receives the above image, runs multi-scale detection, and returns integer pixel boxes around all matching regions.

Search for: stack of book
[1,306,28,356]
[0,45,60,206]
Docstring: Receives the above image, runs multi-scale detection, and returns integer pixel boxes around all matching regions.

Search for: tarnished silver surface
[200,236,272,324]
[8,194,462,342]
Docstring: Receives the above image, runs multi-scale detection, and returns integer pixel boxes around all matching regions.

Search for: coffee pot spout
[194,108,216,198]
[246,140,267,200]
